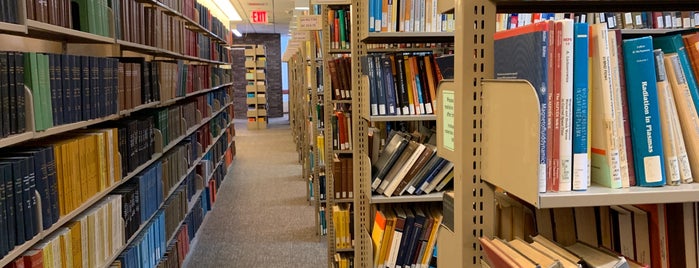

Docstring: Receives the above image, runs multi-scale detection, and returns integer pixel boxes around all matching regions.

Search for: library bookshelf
[437,0,699,267]
[0,1,237,267]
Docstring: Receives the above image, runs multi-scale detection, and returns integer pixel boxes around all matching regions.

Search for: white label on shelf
[644,155,662,183]
[442,90,455,151]
[298,15,322,31]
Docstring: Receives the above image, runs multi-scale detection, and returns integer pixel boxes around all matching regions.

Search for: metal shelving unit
[436,1,699,267]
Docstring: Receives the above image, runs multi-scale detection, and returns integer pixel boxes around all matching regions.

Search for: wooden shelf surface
[27,20,115,43]
[0,21,27,34]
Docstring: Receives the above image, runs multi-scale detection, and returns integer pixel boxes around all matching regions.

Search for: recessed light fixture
[213,0,243,21]
[232,29,242,37]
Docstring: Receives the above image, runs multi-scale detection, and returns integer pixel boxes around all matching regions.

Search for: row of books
[370,131,454,197]
[332,154,354,200]
[334,252,354,268]
[328,7,350,50]
[116,0,231,63]
[3,194,124,268]
[370,203,442,268]
[327,56,352,100]
[0,2,19,24]
[26,0,110,37]
[497,11,699,32]
[332,203,353,250]
[367,0,456,33]
[494,19,699,192]
[479,235,645,268]
[331,110,352,151]
[153,225,191,268]
[316,134,325,167]
[190,0,230,41]
[362,53,443,116]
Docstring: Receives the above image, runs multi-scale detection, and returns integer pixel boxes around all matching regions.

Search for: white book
[558,19,575,191]
[607,30,630,188]
[383,143,426,196]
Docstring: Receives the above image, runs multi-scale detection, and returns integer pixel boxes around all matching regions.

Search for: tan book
[529,241,582,268]
[573,207,598,246]
[589,23,622,188]
[491,238,539,267]
[479,237,520,268]
[508,238,562,268]
[607,30,630,188]
[552,208,576,247]
[609,205,635,258]
[619,205,651,266]
[664,53,699,183]
[531,235,582,265]
[654,50,682,185]
[565,242,627,268]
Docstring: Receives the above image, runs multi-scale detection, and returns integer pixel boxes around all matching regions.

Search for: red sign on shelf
[251,10,268,24]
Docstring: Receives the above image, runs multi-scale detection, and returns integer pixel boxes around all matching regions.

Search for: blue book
[622,36,666,187]
[494,21,551,192]
[653,34,699,117]
[368,0,375,32]
[381,55,398,115]
[374,55,387,115]
[414,71,425,114]
[363,56,379,115]
[415,158,448,195]
[572,23,589,191]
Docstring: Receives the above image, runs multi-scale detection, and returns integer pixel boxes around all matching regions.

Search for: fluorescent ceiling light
[294,7,309,10]
[232,29,242,37]
[214,0,243,21]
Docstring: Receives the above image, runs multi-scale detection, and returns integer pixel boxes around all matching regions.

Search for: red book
[635,204,670,268]
[22,250,43,268]
[551,20,562,192]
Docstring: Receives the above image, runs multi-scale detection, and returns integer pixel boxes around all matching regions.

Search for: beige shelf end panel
[481,79,540,207]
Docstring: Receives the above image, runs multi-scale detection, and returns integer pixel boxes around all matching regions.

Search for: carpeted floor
[183,116,328,268]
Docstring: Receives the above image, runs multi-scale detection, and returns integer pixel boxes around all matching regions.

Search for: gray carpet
[183,116,328,268]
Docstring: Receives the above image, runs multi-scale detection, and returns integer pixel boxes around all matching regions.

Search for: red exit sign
[251,10,268,24]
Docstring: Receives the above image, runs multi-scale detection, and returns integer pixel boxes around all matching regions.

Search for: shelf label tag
[298,15,322,31]
[443,90,455,151]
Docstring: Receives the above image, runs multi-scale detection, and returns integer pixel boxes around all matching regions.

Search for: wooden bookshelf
[0,21,27,34]
[26,20,115,43]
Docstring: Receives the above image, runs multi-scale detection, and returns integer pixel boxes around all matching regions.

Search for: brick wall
[233,34,282,118]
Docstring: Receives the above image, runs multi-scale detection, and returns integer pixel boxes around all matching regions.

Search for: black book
[1,163,15,249]
[70,55,81,123]
[371,131,410,190]
[61,54,73,124]
[7,149,52,232]
[8,52,17,134]
[127,120,139,172]
[118,127,128,177]
[402,206,427,267]
[0,163,8,256]
[8,0,16,23]
[44,146,59,225]
[393,54,410,115]
[90,56,99,119]
[49,54,63,126]
[4,160,25,245]
[416,55,431,112]
[396,207,416,268]
[13,52,24,133]
[111,58,119,114]
[98,57,106,118]
[80,56,90,121]
[1,52,9,137]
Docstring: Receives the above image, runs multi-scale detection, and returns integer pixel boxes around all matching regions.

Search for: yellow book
[655,52,682,186]
[51,235,62,268]
[62,141,76,213]
[371,209,387,266]
[421,208,443,266]
[59,228,73,268]
[53,143,66,216]
[87,211,97,268]
[403,55,416,115]
[69,221,83,268]
[78,131,108,191]
[107,128,122,184]
[378,208,397,267]
[607,31,631,188]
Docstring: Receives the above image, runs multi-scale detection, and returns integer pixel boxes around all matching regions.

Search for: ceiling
[229,0,309,35]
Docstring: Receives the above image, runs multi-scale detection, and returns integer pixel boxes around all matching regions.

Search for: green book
[24,53,42,131]
[38,54,53,129]
[338,9,346,50]
[72,0,91,34]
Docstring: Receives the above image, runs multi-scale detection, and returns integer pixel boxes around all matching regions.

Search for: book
[572,24,590,191]
[622,36,665,187]
[654,49,682,186]
[663,53,699,183]
[371,131,409,191]
[494,21,551,193]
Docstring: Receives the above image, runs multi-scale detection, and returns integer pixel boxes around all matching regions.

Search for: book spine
[622,36,666,186]
[572,23,590,191]
[558,20,574,191]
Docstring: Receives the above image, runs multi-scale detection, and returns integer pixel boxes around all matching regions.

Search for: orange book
[403,55,416,114]
[682,33,699,83]
[423,55,437,112]
[22,249,42,268]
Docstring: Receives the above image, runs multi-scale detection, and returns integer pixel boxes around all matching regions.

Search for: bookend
[481,79,541,207]
[153,128,164,154]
